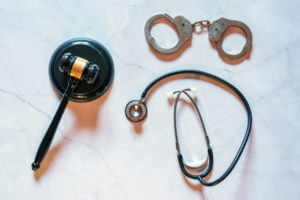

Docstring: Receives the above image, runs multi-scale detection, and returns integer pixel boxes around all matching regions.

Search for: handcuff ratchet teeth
[145,14,252,61]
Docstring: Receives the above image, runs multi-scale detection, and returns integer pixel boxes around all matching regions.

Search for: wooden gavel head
[59,53,100,85]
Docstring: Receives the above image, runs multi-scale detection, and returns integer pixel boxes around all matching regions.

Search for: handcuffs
[145,14,252,61]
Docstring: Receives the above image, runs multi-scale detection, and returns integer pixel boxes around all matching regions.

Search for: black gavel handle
[32,79,78,170]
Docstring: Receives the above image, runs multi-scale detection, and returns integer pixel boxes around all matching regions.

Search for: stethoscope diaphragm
[125,100,147,122]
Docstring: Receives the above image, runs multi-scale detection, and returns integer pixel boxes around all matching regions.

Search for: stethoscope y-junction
[125,69,252,186]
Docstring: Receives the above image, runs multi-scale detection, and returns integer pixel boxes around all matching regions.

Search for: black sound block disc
[49,38,114,102]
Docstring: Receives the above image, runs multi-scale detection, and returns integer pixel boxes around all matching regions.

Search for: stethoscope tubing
[140,69,252,186]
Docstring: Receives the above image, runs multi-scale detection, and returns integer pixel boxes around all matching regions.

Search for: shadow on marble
[181,167,213,199]
[233,127,254,200]
[132,122,144,134]
[34,80,114,181]
[33,140,66,181]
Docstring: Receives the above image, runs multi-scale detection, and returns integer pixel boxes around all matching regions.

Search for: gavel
[31,53,100,170]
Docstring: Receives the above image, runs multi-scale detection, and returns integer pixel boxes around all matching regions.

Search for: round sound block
[49,38,114,102]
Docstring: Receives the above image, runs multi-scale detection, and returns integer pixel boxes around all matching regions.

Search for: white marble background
[0,0,299,199]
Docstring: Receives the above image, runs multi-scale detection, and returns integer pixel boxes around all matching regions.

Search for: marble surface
[0,0,299,199]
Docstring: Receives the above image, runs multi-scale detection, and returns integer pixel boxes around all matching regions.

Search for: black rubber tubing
[140,69,252,186]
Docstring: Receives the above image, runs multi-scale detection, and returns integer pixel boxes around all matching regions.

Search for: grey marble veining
[0,0,299,199]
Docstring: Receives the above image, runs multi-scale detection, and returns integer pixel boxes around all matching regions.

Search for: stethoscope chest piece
[125,100,147,122]
[49,38,114,102]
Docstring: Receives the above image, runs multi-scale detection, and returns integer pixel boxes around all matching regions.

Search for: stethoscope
[125,69,252,186]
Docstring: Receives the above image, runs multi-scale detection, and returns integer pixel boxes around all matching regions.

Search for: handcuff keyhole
[222,26,246,55]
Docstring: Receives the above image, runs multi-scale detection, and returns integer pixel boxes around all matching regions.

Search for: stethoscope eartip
[125,100,147,122]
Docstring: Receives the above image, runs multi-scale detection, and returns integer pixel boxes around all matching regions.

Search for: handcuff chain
[192,20,211,28]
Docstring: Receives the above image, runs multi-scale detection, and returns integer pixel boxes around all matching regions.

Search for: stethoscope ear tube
[173,89,212,174]
[177,147,214,180]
